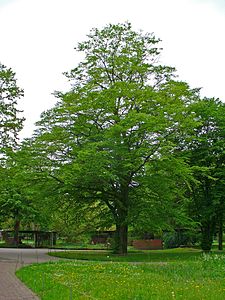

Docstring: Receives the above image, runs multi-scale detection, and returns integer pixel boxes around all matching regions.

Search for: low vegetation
[16,248,225,299]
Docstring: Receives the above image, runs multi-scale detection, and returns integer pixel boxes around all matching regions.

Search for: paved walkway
[0,248,60,300]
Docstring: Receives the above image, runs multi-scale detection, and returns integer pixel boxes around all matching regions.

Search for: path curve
[0,248,60,300]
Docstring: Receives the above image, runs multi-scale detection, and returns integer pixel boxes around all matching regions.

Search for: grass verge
[16,249,225,299]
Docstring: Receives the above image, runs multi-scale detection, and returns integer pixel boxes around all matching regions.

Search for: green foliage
[186,98,225,251]
[0,63,24,151]
[0,147,42,238]
[31,22,201,254]
[0,152,36,231]
[0,63,25,237]
[51,201,113,241]
[163,230,200,249]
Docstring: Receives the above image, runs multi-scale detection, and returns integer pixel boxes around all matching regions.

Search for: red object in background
[132,239,163,250]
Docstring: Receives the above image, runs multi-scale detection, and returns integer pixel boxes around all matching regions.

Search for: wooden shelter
[0,230,57,248]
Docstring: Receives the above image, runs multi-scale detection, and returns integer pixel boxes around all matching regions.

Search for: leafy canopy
[32,23,200,252]
[0,63,24,151]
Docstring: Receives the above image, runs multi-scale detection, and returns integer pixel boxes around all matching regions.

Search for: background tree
[0,63,25,244]
[8,139,112,241]
[0,63,24,151]
[0,150,38,245]
[187,98,225,251]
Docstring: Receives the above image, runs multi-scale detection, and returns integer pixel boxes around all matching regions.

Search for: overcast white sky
[1,0,225,138]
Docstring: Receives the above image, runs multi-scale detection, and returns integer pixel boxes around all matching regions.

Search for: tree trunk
[114,223,128,255]
[13,218,20,247]
[111,184,129,255]
[201,179,216,252]
[201,221,215,252]
[218,215,223,251]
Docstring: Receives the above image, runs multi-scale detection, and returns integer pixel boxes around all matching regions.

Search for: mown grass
[16,249,225,299]
[48,247,212,262]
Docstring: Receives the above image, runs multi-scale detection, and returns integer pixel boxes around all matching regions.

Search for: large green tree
[34,23,199,254]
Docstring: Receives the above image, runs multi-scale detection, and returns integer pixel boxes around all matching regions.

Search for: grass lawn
[16,248,225,299]
[48,247,205,262]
